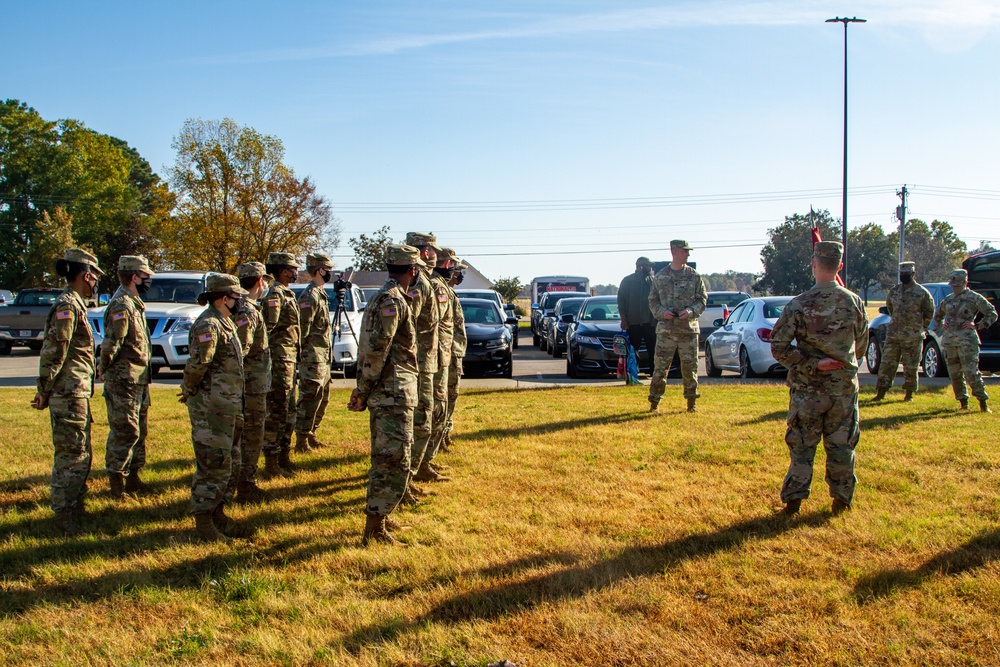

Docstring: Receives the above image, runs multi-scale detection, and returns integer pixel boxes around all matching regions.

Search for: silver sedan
[704,296,793,378]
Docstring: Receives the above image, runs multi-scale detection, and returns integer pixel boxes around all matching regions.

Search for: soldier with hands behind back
[261,252,301,478]
[873,261,934,402]
[295,253,335,453]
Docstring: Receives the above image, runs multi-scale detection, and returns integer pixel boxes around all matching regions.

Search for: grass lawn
[1,384,998,666]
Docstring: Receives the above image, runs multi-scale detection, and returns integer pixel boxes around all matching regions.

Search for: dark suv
[530,291,589,347]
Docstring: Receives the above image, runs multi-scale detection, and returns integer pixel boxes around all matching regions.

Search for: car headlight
[577,335,600,345]
[485,339,508,350]
[171,317,194,333]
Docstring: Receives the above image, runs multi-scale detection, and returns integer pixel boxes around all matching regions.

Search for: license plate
[19,330,32,338]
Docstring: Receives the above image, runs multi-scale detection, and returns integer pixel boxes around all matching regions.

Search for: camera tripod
[331,267,360,376]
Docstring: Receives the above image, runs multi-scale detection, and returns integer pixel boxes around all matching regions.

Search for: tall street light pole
[826,16,865,286]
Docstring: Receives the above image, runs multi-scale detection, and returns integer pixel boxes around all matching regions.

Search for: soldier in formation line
[261,252,301,478]
[873,261,934,402]
[295,253,335,453]
[441,254,468,452]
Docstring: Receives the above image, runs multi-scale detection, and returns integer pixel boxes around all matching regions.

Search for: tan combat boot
[307,433,329,449]
[687,397,697,413]
[125,470,152,495]
[413,461,450,483]
[782,499,801,516]
[294,432,312,454]
[235,479,269,505]
[362,514,398,546]
[831,498,852,515]
[212,504,248,538]
[194,512,228,543]
[260,454,292,480]
[981,399,992,414]
[648,400,659,413]
[108,472,125,500]
[277,450,298,475]
[54,509,79,536]
[903,390,913,402]
[872,388,886,401]
[399,487,420,507]
[440,431,453,453]
[959,398,969,410]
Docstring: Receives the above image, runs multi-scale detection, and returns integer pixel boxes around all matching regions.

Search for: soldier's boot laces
[236,480,269,505]
[194,512,229,543]
[687,397,697,413]
[294,432,312,454]
[277,450,298,475]
[307,433,329,449]
[959,398,969,410]
[981,399,992,414]
[413,461,450,483]
[903,390,913,402]
[108,473,125,500]
[55,509,79,537]
[362,514,398,547]
[125,470,152,495]
[782,499,801,516]
[212,504,248,538]
[831,498,852,515]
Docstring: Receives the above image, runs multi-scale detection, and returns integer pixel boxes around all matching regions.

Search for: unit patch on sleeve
[55,309,73,320]
[198,332,215,343]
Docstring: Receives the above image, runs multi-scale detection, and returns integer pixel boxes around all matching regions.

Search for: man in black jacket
[617,256,656,373]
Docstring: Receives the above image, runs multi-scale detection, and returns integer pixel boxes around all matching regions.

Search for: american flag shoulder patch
[437,293,448,302]
[198,332,215,343]
[299,301,311,309]
[112,311,126,321]
[55,309,73,320]
[267,299,279,307]
[407,289,419,298]
[382,306,397,317]
[236,317,249,327]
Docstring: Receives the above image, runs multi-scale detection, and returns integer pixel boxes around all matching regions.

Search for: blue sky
[5,1,999,287]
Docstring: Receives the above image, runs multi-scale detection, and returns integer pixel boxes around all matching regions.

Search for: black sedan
[458,298,516,378]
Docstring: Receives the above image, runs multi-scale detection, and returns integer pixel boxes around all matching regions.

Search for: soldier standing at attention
[100,255,155,499]
[32,248,103,536]
[348,244,421,545]
[873,261,934,402]
[441,255,467,452]
[618,256,657,374]
[295,253,335,453]
[648,240,707,413]
[933,269,997,413]
[261,252,301,478]
[771,241,868,515]
[180,274,248,542]
[401,232,441,504]
[233,262,272,504]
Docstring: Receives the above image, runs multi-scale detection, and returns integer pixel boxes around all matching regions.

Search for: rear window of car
[764,302,788,319]
[463,304,503,325]
[14,291,59,306]
[706,293,749,308]
[581,302,619,320]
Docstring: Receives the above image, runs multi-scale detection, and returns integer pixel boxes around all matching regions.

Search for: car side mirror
[99,294,110,306]
[505,316,519,325]
[713,318,723,327]
[561,313,574,323]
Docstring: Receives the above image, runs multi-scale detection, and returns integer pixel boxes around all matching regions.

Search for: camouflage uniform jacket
[298,282,332,364]
[450,286,467,358]
[933,288,998,348]
[37,286,95,400]
[771,281,869,395]
[100,286,151,384]
[182,305,244,415]
[885,282,934,342]
[262,282,300,361]
[648,265,708,334]
[234,300,271,395]
[356,279,418,408]
[431,271,454,368]
[406,268,439,373]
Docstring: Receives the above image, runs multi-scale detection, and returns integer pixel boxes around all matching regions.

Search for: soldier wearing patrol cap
[442,253,467,452]
[873,261,934,402]
[233,262,273,503]
[648,240,707,413]
[100,255,156,499]
[32,248,103,535]
[933,268,997,412]
[771,241,868,515]
[295,253,335,453]
[180,273,249,542]
[261,252,302,478]
[348,244,422,545]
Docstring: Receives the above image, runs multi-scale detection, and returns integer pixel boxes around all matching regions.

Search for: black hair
[240,276,260,290]
[266,264,294,277]
[386,263,414,277]
[197,291,229,306]
[55,260,89,282]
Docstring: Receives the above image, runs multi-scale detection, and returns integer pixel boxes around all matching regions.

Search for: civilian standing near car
[770,242,868,515]
[233,262,272,504]
[933,269,997,413]
[32,248,103,536]
[648,240,707,413]
[295,253,335,453]
[618,256,656,373]
[100,255,155,499]
[873,261,934,402]
[348,244,422,545]
[418,248,457,480]
[261,252,301,478]
[442,256,467,452]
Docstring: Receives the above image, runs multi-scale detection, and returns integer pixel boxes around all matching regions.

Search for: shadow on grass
[853,526,1000,604]
[461,411,658,442]
[736,406,966,430]
[344,510,832,652]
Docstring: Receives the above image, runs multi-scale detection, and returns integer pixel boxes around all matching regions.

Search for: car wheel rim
[741,351,749,377]
[925,347,938,377]
[867,341,878,369]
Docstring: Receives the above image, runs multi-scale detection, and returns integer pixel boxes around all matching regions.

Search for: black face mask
[323,269,334,283]
[454,272,465,285]
[434,267,454,281]
[136,278,152,295]
[230,298,245,315]
[899,274,913,284]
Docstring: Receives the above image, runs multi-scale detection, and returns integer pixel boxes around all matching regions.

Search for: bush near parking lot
[1,385,998,666]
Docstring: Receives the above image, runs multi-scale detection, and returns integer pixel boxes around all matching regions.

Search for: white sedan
[704,296,793,378]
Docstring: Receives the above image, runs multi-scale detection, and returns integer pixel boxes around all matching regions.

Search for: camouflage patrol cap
[385,244,427,267]
[437,247,458,265]
[404,232,442,251]
[898,261,915,274]
[237,261,272,282]
[266,252,301,268]
[118,255,155,275]
[306,253,334,270]
[813,241,844,262]
[206,273,249,295]
[670,240,692,251]
[949,269,968,285]
[63,248,104,275]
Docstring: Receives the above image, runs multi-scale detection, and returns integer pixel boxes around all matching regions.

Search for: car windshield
[764,301,790,319]
[14,291,60,306]
[558,300,584,316]
[706,293,749,307]
[142,279,203,304]
[545,293,585,309]
[462,303,504,325]
[581,302,619,321]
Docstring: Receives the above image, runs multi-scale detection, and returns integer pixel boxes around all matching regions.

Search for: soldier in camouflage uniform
[348,244,422,545]
[648,240,707,413]
[100,255,154,499]
[233,262,272,504]
[873,261,935,402]
[32,248,103,536]
[295,253,334,453]
[770,242,869,515]
[261,252,301,478]
[933,269,997,413]
[442,256,467,452]
[180,274,248,542]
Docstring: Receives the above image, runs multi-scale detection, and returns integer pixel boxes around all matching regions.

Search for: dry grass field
[1,383,998,666]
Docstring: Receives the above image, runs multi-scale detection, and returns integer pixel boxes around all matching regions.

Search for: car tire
[539,334,548,352]
[705,344,722,377]
[513,334,518,350]
[150,366,161,379]
[344,363,358,379]
[739,347,758,379]
[532,331,540,347]
[566,352,578,378]
[553,344,563,359]
[866,336,881,374]
[503,355,513,378]
[922,340,947,378]
[0,343,11,356]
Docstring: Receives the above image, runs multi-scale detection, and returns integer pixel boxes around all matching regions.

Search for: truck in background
[530,276,590,306]
[0,288,65,354]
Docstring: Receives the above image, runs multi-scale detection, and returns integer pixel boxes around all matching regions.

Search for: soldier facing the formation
[647,240,707,413]
[262,252,301,478]
[295,253,335,453]
[348,244,422,546]
[770,241,868,515]
[32,248,103,536]
[873,261,934,402]
[100,255,155,499]
[933,269,997,413]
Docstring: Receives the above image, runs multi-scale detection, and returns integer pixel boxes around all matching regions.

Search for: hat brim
[228,285,250,296]
[88,264,105,277]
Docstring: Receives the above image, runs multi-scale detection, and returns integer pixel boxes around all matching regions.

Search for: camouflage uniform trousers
[188,394,243,514]
[780,389,859,505]
[102,380,149,477]
[264,358,297,455]
[944,342,989,401]
[875,337,923,393]
[445,357,462,437]
[649,329,699,403]
[426,364,450,463]
[235,392,267,484]
[366,404,414,516]
[49,396,93,513]
[295,361,331,436]
[409,370,435,473]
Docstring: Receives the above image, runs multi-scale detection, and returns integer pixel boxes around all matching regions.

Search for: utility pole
[896,185,908,264]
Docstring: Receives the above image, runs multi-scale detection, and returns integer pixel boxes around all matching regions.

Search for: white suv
[290,283,367,378]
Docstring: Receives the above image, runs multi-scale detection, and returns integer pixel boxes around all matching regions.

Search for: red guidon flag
[811,226,845,286]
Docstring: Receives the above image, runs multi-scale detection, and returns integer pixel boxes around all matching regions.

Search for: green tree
[24,208,76,287]
[702,271,759,293]
[492,276,523,303]
[969,240,998,256]
[755,209,840,295]
[847,223,895,304]
[348,225,394,271]
[887,219,967,283]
